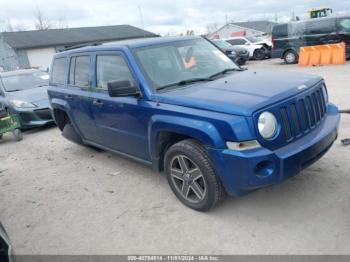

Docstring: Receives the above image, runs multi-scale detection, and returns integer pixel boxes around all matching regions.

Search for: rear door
[65,54,96,141]
[90,52,150,160]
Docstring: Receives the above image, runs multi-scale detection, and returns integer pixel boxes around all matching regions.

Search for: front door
[90,53,151,161]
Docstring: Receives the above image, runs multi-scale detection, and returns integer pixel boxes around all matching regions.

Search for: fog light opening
[255,161,275,178]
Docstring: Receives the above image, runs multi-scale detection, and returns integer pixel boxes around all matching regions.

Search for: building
[207,20,277,39]
[0,25,158,71]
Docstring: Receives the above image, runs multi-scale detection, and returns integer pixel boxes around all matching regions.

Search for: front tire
[164,139,226,211]
[253,48,266,60]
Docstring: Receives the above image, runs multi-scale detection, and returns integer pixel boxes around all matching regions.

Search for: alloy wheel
[169,155,207,203]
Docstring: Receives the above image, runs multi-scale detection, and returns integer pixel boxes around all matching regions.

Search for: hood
[155,70,322,116]
[5,86,49,107]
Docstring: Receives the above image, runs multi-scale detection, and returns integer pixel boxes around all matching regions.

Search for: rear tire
[284,50,298,64]
[164,139,226,211]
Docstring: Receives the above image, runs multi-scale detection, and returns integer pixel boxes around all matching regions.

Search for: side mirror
[244,42,250,46]
[107,80,139,97]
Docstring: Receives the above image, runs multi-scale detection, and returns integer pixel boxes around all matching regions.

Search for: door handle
[65,95,73,100]
[92,99,104,107]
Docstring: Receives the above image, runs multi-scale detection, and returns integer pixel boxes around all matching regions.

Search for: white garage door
[27,47,56,70]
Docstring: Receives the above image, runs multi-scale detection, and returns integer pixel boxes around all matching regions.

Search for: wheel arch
[149,115,225,172]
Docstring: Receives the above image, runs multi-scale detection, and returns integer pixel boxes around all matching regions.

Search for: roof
[230,21,278,34]
[56,36,200,56]
[1,25,158,50]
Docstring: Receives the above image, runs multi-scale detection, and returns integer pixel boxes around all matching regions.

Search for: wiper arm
[209,68,243,79]
[157,78,213,91]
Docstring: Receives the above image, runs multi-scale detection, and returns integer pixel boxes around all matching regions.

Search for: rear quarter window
[51,57,66,85]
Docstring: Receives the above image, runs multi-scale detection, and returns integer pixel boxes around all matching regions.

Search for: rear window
[273,24,288,38]
[51,58,66,85]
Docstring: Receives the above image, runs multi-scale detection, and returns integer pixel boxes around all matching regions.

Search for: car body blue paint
[48,36,340,197]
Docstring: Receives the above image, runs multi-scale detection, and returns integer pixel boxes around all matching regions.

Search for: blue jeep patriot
[48,36,340,211]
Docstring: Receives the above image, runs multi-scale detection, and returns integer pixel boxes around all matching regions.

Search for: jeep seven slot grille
[279,87,327,142]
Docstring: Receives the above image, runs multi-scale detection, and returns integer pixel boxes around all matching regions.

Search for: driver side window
[96,55,134,90]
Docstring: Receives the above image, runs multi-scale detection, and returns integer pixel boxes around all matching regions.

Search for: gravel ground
[0,59,350,255]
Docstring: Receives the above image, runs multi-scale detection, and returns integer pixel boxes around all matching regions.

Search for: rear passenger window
[51,58,66,85]
[69,56,90,87]
[96,55,134,90]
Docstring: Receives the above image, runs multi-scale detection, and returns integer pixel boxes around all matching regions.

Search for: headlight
[10,100,36,108]
[230,51,237,56]
[322,85,329,104]
[258,112,277,139]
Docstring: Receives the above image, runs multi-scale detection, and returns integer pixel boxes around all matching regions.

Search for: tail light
[271,37,275,50]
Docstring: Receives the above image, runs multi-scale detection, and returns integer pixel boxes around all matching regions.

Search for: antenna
[138,5,146,37]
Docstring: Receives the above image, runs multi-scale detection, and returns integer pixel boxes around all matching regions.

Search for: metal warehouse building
[208,20,277,39]
[0,25,157,71]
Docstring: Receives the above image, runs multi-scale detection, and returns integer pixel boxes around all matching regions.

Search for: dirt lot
[1,59,350,255]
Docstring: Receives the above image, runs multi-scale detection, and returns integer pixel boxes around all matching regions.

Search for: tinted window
[69,56,90,87]
[51,58,66,85]
[338,18,350,33]
[226,39,246,45]
[305,19,336,34]
[96,55,134,90]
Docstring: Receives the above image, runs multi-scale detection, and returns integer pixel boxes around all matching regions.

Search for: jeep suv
[48,36,340,211]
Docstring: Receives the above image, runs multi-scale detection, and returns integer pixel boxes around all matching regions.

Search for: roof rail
[60,42,102,52]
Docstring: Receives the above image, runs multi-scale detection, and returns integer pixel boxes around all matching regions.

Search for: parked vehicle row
[272,15,350,64]
[0,69,54,129]
[224,36,272,60]
[211,39,250,65]
[47,36,339,211]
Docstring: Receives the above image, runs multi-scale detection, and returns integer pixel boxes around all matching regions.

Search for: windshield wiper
[209,68,243,79]
[157,77,213,91]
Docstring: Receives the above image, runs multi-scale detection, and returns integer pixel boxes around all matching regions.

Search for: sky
[0,0,349,35]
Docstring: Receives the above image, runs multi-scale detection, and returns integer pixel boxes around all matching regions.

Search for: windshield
[1,71,49,92]
[246,36,260,43]
[134,38,240,90]
[213,40,233,49]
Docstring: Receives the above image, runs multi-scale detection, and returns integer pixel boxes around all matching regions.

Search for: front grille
[279,86,327,142]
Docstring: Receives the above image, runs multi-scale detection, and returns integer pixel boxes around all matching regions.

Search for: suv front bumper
[208,106,340,196]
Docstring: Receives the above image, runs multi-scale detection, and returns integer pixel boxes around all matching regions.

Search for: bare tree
[2,19,27,32]
[206,23,219,34]
[56,16,69,29]
[34,8,52,30]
